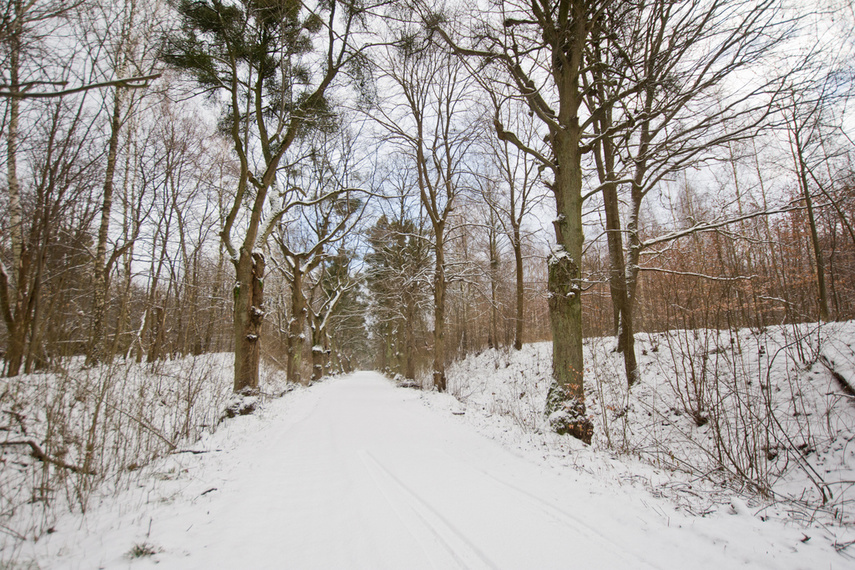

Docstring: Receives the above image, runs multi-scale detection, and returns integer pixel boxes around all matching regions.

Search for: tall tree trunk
[2,2,27,377]
[794,126,830,321]
[89,85,125,364]
[545,138,592,442]
[147,305,165,364]
[204,245,226,352]
[110,149,137,362]
[599,129,638,387]
[286,267,306,384]
[433,230,447,392]
[512,224,524,351]
[22,238,48,373]
[233,248,265,392]
[488,227,499,350]
[310,323,327,382]
[542,6,593,443]
[405,299,416,380]
[603,181,638,387]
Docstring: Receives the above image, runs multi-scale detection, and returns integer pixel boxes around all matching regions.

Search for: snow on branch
[637,267,758,282]
[0,74,161,98]
[641,201,815,249]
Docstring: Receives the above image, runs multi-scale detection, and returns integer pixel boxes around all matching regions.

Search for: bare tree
[307,248,361,380]
[272,130,367,385]
[427,1,601,440]
[0,0,110,375]
[86,0,165,363]
[777,48,855,321]
[578,0,789,386]
[372,29,479,391]
[480,99,546,350]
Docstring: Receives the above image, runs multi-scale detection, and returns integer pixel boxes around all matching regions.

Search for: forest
[2,0,855,565]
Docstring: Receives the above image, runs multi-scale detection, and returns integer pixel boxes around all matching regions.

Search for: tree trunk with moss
[544,130,593,444]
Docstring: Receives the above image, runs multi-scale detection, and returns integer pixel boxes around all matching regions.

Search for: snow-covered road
[37,372,841,568]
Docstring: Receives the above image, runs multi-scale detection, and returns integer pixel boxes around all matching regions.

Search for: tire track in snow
[360,450,499,570]
[438,449,663,570]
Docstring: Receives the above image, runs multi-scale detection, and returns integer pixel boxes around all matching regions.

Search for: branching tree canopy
[162,0,386,392]
[421,0,796,442]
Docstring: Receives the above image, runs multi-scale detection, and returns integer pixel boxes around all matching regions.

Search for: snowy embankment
[442,320,855,552]
[0,353,288,564]
[9,372,852,568]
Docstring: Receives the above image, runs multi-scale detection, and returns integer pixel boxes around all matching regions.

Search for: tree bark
[405,300,416,380]
[310,324,327,382]
[2,1,27,377]
[602,179,638,387]
[488,225,499,350]
[541,3,593,444]
[793,123,830,321]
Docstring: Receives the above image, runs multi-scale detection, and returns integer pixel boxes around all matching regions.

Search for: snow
[547,244,571,264]
[13,371,851,568]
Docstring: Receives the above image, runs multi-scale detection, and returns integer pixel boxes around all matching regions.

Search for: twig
[171,448,220,455]
[833,539,855,552]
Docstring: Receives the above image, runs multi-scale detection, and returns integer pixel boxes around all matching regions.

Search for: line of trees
[2,0,853,444]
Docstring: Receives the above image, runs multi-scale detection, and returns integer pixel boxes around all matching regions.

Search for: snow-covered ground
[10,372,850,568]
[3,321,854,567]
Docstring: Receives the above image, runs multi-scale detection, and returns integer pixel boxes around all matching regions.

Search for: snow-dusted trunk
[620,87,660,390]
[405,301,416,380]
[310,325,328,382]
[545,152,591,443]
[233,248,265,393]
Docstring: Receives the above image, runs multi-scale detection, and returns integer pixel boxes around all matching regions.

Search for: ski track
[33,371,845,569]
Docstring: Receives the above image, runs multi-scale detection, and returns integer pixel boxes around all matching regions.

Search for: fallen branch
[1,440,97,475]
[819,355,855,399]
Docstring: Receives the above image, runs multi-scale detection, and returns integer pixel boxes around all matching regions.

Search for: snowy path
[37,372,839,569]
